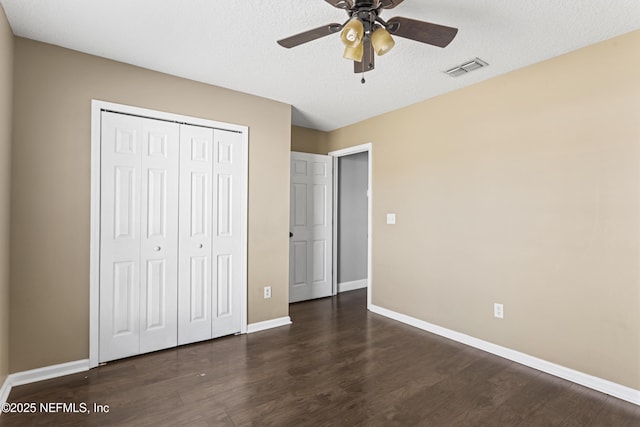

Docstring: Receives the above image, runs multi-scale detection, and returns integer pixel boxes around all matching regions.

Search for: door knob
[197,243,204,248]
[154,246,161,251]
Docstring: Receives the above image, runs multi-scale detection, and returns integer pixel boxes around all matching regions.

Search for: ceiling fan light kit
[341,18,364,47]
[343,43,364,61]
[370,26,395,56]
[277,0,459,79]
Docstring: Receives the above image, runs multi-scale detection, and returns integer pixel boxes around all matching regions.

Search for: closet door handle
[154,246,161,251]
[197,243,204,249]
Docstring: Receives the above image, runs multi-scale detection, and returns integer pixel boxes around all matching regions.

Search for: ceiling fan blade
[277,23,343,48]
[378,0,405,9]
[325,0,353,9]
[354,38,375,73]
[387,16,458,48]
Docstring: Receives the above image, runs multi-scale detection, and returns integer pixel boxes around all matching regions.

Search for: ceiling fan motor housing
[353,10,377,33]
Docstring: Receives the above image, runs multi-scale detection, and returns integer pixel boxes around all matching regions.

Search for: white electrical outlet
[264,286,272,299]
[494,303,504,319]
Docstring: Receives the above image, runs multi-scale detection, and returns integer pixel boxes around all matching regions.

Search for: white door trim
[329,143,372,309]
[90,100,248,368]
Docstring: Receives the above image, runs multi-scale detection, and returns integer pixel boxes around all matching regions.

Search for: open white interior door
[289,152,333,303]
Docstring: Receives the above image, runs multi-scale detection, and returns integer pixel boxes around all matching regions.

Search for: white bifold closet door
[99,112,180,362]
[177,124,243,345]
[99,112,243,363]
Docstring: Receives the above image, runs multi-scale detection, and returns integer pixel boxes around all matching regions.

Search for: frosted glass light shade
[340,18,364,48]
[371,27,395,56]
[343,43,364,62]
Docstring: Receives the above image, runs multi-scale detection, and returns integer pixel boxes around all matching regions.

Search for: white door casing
[289,152,333,303]
[329,143,373,309]
[92,101,248,366]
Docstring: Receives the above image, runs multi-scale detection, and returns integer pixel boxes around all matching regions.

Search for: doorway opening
[330,143,372,308]
[288,144,372,308]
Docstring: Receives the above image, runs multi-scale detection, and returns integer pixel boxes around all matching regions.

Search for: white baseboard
[247,316,292,334]
[369,304,640,406]
[338,279,368,293]
[0,376,10,406]
[0,359,90,407]
[0,318,291,405]
[4,312,639,409]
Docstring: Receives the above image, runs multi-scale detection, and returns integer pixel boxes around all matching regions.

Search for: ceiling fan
[277,0,458,77]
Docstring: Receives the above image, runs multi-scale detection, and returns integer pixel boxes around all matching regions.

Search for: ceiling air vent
[445,58,488,77]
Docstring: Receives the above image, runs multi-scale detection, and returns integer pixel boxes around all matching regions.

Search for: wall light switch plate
[494,303,504,319]
[386,213,396,225]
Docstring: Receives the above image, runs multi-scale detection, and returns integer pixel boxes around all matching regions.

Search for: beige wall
[0,5,13,387]
[327,30,640,389]
[10,38,291,373]
[6,24,639,394]
[291,125,328,154]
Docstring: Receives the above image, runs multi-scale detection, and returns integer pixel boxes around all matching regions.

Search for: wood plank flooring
[2,289,639,426]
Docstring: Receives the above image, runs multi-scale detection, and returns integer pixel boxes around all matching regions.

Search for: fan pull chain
[361,71,366,84]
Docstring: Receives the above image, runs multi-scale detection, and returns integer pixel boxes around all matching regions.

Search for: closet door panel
[139,119,180,354]
[178,125,215,345]
[99,112,143,362]
[211,130,243,338]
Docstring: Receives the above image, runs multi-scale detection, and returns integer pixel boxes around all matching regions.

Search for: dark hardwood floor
[2,289,639,426]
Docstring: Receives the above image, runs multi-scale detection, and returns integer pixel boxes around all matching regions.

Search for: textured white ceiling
[1,0,639,131]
